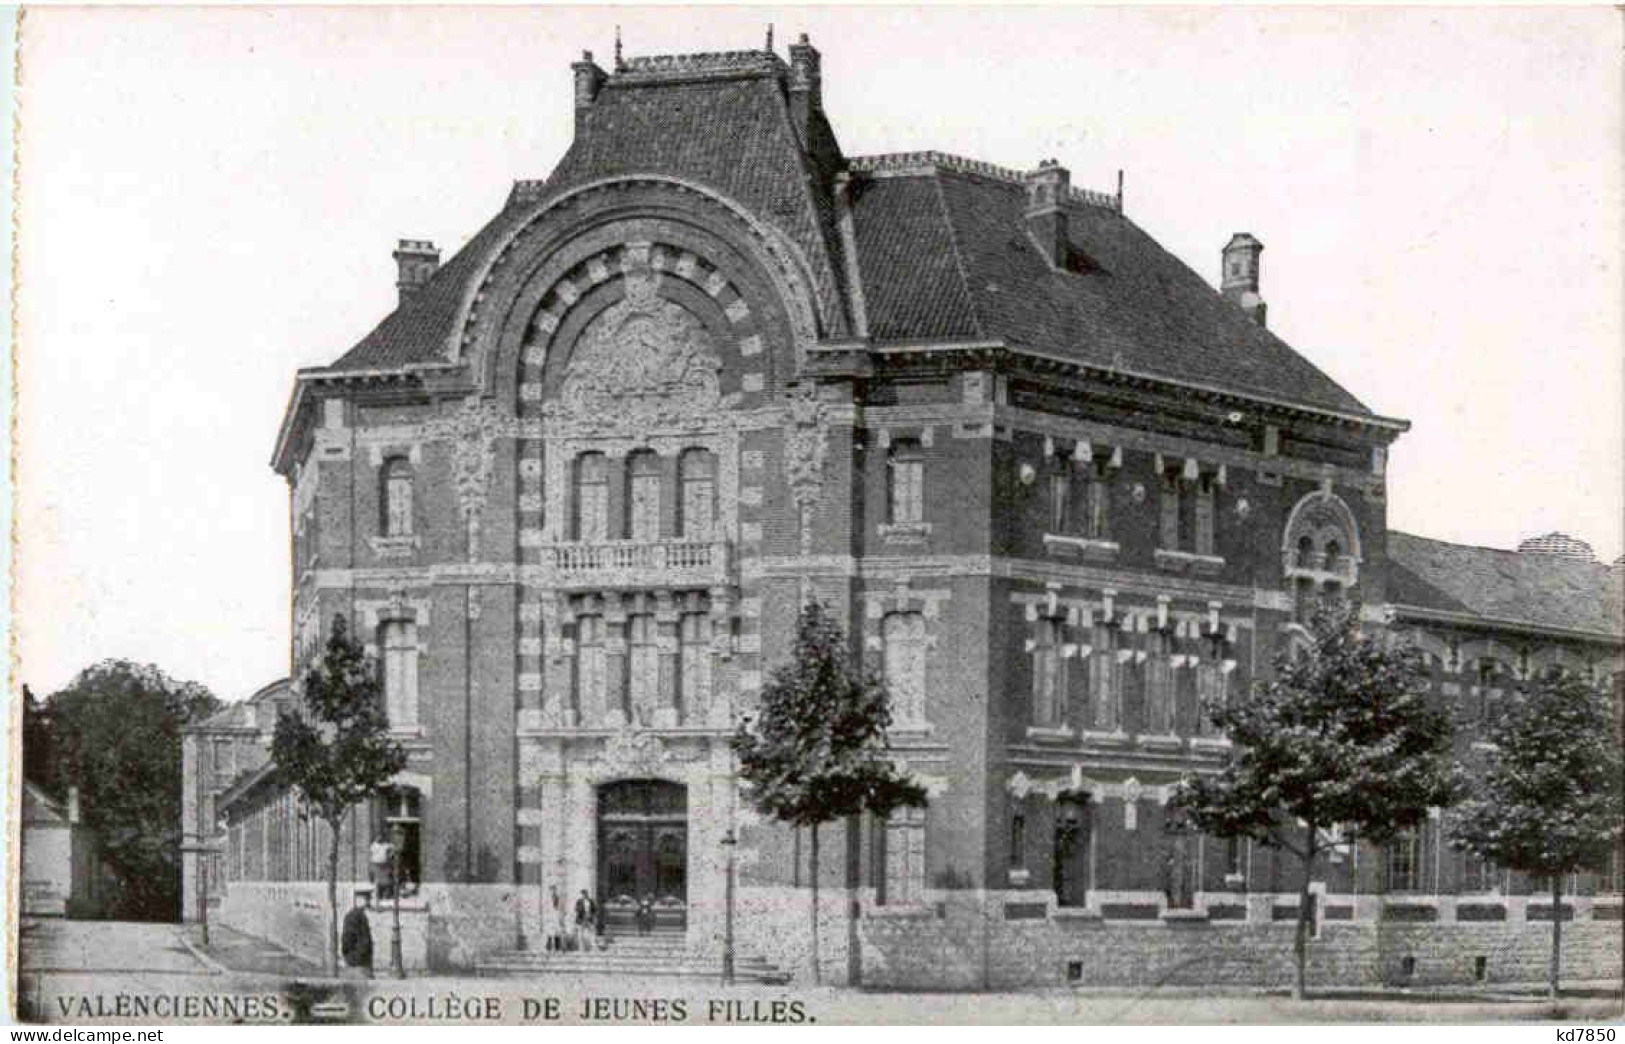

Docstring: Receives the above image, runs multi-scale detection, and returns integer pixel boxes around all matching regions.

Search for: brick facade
[203,40,1625,986]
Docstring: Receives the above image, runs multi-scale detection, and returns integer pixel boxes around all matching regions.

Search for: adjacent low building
[21,783,107,919]
[201,38,1623,988]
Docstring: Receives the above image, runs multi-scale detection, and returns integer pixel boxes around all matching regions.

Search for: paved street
[15,918,1623,1025]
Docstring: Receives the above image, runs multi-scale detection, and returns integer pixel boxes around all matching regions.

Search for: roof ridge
[1391,530,1614,572]
[848,151,1119,211]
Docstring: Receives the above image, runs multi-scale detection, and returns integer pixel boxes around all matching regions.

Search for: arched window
[574,453,609,541]
[626,450,661,542]
[882,612,927,727]
[382,456,413,537]
[679,449,716,541]
[380,618,418,729]
[888,439,925,525]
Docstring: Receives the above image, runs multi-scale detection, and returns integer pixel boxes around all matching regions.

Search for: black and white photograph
[8,5,1623,1028]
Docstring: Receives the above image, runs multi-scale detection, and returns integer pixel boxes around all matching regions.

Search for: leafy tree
[731,601,928,985]
[1168,600,1459,999]
[37,661,222,919]
[22,684,57,793]
[1450,669,1624,1000]
[271,615,406,976]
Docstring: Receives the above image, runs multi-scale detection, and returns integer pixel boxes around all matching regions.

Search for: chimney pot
[1025,160,1071,268]
[392,238,440,305]
[1221,232,1266,327]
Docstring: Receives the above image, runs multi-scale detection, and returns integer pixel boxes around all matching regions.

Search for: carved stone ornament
[783,383,828,513]
[547,272,736,431]
[425,396,507,559]
[594,729,672,780]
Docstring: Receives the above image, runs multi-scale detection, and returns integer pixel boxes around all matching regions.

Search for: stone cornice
[1390,603,1625,648]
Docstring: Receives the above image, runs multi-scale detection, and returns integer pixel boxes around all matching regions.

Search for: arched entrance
[596,780,687,934]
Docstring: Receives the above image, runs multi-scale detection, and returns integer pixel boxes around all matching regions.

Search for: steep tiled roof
[849,165,1368,414]
[1388,531,1624,639]
[320,52,1373,419]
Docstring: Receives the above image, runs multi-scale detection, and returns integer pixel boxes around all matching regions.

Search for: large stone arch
[1282,487,1363,585]
[452,177,826,401]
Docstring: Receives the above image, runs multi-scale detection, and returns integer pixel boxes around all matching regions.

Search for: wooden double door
[596,780,688,933]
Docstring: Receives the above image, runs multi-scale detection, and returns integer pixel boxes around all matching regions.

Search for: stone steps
[477,941,789,984]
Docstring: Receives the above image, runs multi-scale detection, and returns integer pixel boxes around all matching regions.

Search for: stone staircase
[476,931,790,984]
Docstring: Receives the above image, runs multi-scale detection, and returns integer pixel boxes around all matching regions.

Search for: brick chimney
[1024,160,1070,268]
[572,50,608,136]
[787,33,822,144]
[1222,233,1267,327]
[393,239,440,305]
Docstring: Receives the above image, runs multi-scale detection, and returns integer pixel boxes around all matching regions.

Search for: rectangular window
[889,441,924,524]
[1085,461,1111,540]
[381,619,418,729]
[1049,470,1070,533]
[1159,474,1181,550]
[628,453,661,542]
[1224,837,1244,879]
[678,613,711,723]
[575,457,609,542]
[1195,644,1228,736]
[1462,854,1497,894]
[1145,631,1174,734]
[1089,624,1120,730]
[1194,475,1216,555]
[883,612,927,728]
[628,615,659,726]
[576,615,606,720]
[1032,617,1066,728]
[1010,814,1026,869]
[884,808,927,905]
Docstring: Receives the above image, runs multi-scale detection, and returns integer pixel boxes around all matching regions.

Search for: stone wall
[856,891,1625,990]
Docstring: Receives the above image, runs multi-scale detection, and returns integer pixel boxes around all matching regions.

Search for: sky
[14,6,1623,703]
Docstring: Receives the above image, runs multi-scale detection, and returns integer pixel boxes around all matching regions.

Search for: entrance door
[597,780,687,933]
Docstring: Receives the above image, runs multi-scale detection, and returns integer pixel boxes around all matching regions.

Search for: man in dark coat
[341,888,374,977]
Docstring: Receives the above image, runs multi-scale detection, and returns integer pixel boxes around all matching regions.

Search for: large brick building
[199,39,1623,987]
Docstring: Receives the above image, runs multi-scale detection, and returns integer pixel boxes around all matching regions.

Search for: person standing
[574,889,595,952]
[341,888,374,978]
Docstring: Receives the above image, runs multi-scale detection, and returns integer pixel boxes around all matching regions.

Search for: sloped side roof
[849,169,1369,415]
[1388,531,1625,638]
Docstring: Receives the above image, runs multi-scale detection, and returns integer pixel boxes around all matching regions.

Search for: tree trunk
[1549,876,1563,1001]
[809,822,822,986]
[1293,827,1315,1001]
[327,816,342,978]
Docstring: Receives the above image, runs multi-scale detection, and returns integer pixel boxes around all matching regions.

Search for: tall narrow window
[1224,836,1244,880]
[574,453,609,541]
[1089,623,1120,730]
[380,619,418,729]
[1084,459,1111,540]
[1009,813,1026,869]
[1032,616,1066,728]
[882,612,927,728]
[678,613,712,723]
[889,439,924,524]
[884,807,927,905]
[1194,474,1217,556]
[627,614,659,726]
[576,615,606,720]
[678,448,716,541]
[627,450,661,542]
[1048,465,1070,533]
[1164,833,1197,909]
[1195,640,1228,735]
[1145,630,1174,734]
[1159,472,1181,550]
[382,456,413,537]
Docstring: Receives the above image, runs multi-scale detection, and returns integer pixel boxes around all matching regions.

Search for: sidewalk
[182,923,322,978]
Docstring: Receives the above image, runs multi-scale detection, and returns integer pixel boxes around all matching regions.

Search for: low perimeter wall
[859,892,1625,991]
[218,881,529,974]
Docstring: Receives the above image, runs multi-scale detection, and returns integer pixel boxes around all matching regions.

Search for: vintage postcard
[8,5,1623,1028]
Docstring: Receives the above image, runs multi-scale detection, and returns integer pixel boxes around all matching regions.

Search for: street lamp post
[721,829,737,986]
[389,823,406,979]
